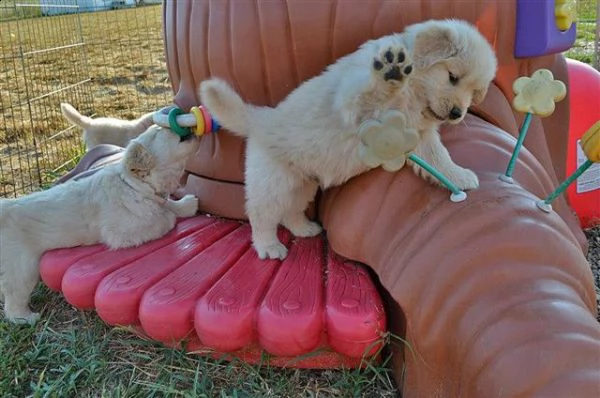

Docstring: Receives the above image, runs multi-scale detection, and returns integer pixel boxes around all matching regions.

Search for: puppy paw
[288,220,323,238]
[372,45,413,83]
[176,195,199,217]
[448,167,480,191]
[5,310,40,325]
[255,241,288,260]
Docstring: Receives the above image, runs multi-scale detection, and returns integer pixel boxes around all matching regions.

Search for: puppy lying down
[61,103,154,149]
[200,19,497,260]
[0,125,200,324]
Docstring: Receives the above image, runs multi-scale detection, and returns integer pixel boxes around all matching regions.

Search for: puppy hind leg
[247,201,288,260]
[244,151,297,260]
[281,181,322,238]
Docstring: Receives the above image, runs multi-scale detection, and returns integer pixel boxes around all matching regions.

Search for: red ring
[200,106,213,133]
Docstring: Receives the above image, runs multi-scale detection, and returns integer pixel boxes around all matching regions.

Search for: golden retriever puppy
[61,102,154,149]
[0,125,199,324]
[402,19,497,187]
[200,19,496,260]
[201,34,414,259]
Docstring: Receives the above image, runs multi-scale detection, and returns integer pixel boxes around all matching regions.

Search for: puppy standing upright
[0,125,199,324]
[201,19,497,260]
[201,34,414,260]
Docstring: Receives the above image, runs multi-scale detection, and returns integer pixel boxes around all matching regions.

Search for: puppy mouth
[179,133,195,143]
[424,106,446,122]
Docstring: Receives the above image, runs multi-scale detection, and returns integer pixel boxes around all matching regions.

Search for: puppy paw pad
[372,45,412,82]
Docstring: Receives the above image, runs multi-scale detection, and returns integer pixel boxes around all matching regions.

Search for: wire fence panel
[0,0,168,198]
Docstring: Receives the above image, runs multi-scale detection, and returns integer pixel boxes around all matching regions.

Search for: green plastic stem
[504,112,533,178]
[544,159,594,204]
[408,153,462,195]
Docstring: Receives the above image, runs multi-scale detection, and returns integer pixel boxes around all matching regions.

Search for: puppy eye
[449,72,459,85]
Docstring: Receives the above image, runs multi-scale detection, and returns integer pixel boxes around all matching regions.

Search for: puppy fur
[61,102,155,149]
[200,19,497,260]
[0,125,200,324]
[402,19,497,186]
[202,34,413,259]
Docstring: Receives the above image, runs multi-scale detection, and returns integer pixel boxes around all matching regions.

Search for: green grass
[566,20,597,65]
[565,0,598,65]
[576,0,597,20]
[1,285,400,398]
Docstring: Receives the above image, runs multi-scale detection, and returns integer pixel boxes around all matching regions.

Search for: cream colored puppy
[0,125,199,324]
[201,34,414,260]
[200,19,497,260]
[61,103,154,149]
[402,19,497,186]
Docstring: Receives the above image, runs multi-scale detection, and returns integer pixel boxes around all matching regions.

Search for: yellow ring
[190,106,205,136]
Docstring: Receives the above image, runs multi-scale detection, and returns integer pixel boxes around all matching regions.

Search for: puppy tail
[60,103,93,128]
[199,78,251,137]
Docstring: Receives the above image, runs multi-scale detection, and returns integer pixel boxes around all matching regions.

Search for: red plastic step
[39,215,387,368]
[140,225,253,343]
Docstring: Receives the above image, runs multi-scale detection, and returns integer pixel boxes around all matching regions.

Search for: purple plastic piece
[515,0,576,58]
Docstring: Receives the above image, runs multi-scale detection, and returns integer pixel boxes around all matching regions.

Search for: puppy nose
[449,107,462,120]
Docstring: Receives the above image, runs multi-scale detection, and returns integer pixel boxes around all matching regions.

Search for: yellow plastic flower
[512,69,567,117]
[357,110,419,172]
[555,0,577,31]
[581,120,600,163]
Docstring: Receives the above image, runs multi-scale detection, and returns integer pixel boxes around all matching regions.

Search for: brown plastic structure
[163,1,600,396]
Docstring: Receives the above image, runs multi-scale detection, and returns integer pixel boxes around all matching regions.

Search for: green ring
[168,107,192,137]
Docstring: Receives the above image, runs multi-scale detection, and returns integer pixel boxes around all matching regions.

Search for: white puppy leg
[411,129,479,190]
[281,180,322,238]
[2,251,41,325]
[165,195,198,218]
[245,142,301,260]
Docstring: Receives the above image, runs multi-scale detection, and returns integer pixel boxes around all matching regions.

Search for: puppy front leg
[281,180,322,238]
[247,205,288,260]
[411,129,479,190]
[335,36,413,125]
[1,251,41,325]
[165,194,198,218]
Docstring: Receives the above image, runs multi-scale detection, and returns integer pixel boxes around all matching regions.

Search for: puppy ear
[413,25,458,69]
[472,87,488,105]
[124,141,155,178]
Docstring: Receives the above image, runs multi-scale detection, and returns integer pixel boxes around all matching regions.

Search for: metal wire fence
[0,0,598,198]
[0,0,168,198]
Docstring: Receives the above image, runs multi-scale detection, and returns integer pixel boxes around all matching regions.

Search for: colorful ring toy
[167,107,192,138]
